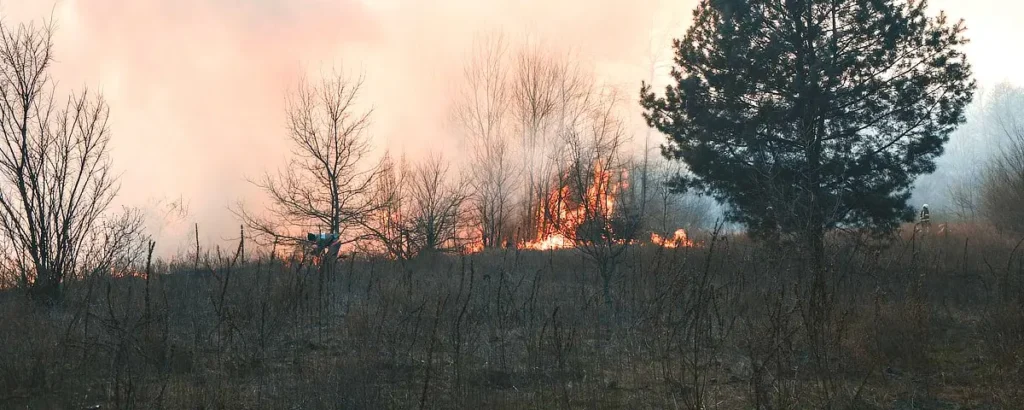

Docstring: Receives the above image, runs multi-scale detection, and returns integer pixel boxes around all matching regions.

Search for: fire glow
[458,161,700,253]
[463,241,485,254]
[650,228,696,248]
[524,162,625,250]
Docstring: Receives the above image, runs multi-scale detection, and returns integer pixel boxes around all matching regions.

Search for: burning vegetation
[228,35,707,262]
[524,161,628,250]
[359,155,699,258]
[650,228,696,248]
[365,157,700,256]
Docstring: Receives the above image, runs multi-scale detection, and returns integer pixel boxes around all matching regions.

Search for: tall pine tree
[641,0,975,268]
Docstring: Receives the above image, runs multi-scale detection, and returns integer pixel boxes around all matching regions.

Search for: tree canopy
[640,0,975,248]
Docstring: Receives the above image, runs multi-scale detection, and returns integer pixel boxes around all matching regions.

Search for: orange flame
[109,267,146,278]
[524,162,627,250]
[525,233,573,250]
[463,241,485,254]
[651,229,696,248]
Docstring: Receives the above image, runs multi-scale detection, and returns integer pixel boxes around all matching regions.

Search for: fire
[524,161,627,250]
[463,241,485,254]
[651,229,696,248]
[109,268,146,279]
[525,233,573,250]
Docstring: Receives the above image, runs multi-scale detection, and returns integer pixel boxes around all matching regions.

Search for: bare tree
[510,42,591,244]
[938,83,1024,226]
[980,100,1024,234]
[637,2,687,220]
[537,88,638,311]
[81,207,150,278]
[364,152,414,260]
[365,153,471,258]
[643,159,714,235]
[947,170,983,221]
[451,34,518,249]
[405,155,471,255]
[0,21,121,302]
[238,71,383,254]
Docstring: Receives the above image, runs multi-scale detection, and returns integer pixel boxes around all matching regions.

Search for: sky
[2,0,1021,255]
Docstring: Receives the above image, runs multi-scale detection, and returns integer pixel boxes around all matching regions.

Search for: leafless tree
[937,83,1024,228]
[451,34,518,249]
[0,21,121,302]
[364,152,414,260]
[405,155,471,255]
[80,207,150,277]
[636,3,687,220]
[980,102,1024,235]
[539,88,638,311]
[365,153,471,258]
[642,159,714,235]
[510,42,591,244]
[237,71,384,254]
[947,170,983,221]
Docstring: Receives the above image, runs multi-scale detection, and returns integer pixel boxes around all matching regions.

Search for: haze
[3,0,1020,256]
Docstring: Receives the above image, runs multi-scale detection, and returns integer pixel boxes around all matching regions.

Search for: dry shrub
[0,220,1023,409]
[980,114,1024,236]
[980,305,1024,368]
[0,297,65,402]
[868,301,932,372]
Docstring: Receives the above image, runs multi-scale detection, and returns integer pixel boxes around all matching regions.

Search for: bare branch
[238,70,384,255]
[0,20,122,301]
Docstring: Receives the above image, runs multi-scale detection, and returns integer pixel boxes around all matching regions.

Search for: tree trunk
[599,258,615,320]
[30,270,61,305]
[807,225,826,290]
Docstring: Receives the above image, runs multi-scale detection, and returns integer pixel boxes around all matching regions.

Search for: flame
[109,267,146,278]
[524,161,627,250]
[463,241,485,254]
[651,229,696,248]
[526,233,573,250]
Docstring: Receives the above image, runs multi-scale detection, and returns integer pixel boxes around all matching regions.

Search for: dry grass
[1,223,1022,409]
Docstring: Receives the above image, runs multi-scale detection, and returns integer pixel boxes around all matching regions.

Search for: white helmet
[923,204,928,208]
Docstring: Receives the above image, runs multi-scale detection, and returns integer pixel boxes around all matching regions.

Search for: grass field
[1,223,1022,409]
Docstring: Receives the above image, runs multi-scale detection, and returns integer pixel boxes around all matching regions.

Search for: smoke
[1,0,695,256]
[3,0,1020,255]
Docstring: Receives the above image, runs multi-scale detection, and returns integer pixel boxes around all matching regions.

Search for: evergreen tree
[640,0,975,267]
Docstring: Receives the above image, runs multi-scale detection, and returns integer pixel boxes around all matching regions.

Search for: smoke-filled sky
[3,0,1022,255]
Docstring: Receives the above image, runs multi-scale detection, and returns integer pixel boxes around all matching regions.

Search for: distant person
[307,232,340,255]
[919,204,931,231]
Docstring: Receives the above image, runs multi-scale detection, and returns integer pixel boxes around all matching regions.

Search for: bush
[0,223,1022,409]
[980,92,1024,235]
